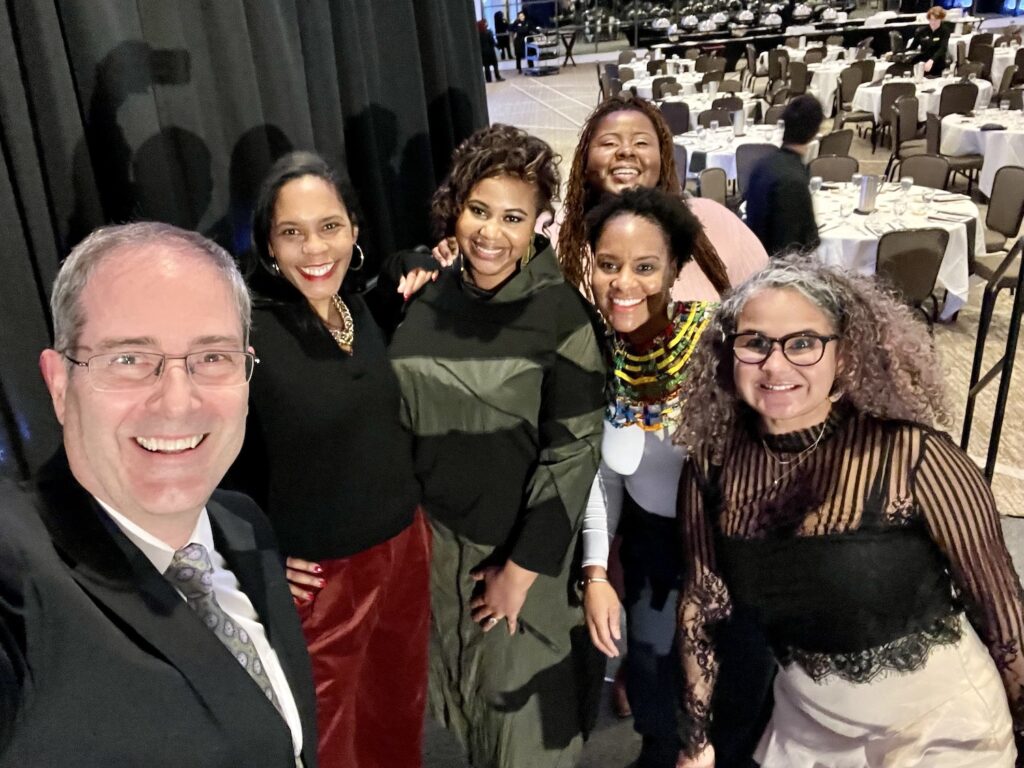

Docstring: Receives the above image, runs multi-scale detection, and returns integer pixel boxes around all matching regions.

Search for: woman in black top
[494,11,512,60]
[478,20,503,83]
[673,256,1024,767]
[510,11,531,73]
[909,6,951,76]
[232,151,430,768]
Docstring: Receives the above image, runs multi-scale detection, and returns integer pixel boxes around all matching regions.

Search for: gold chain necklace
[326,294,354,354]
[761,422,827,487]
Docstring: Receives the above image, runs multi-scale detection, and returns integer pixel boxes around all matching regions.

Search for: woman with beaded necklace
[674,256,1024,767]
[230,151,433,768]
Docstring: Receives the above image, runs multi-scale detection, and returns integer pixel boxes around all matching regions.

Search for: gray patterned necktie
[165,542,280,711]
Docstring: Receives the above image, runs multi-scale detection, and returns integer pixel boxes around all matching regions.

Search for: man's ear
[39,349,69,426]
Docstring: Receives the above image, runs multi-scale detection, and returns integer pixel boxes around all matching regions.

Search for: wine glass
[839,198,854,221]
[695,124,706,145]
[1001,99,1011,112]
[893,195,908,225]
[900,176,914,194]
[709,120,720,131]
[809,175,823,195]
[922,187,936,206]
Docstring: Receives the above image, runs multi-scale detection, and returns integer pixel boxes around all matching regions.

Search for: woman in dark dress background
[495,11,512,60]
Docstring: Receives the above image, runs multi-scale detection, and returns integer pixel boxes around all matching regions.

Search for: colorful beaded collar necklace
[608,301,714,432]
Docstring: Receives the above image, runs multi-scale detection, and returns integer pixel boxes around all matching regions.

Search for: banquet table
[850,76,992,122]
[756,43,846,70]
[812,182,983,318]
[990,44,1019,90]
[623,70,704,99]
[662,91,766,121]
[673,123,783,179]
[940,109,1024,196]
[808,59,891,112]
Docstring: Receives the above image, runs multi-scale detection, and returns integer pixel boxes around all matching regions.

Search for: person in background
[495,10,512,60]
[559,93,772,768]
[744,95,823,256]
[510,11,531,74]
[674,256,1024,767]
[233,151,431,768]
[2,222,316,767]
[390,124,606,768]
[908,6,951,77]
[478,20,504,83]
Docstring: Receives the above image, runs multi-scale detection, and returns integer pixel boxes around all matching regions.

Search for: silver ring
[486,617,499,627]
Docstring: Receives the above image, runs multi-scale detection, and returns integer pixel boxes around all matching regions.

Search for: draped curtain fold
[0,0,488,480]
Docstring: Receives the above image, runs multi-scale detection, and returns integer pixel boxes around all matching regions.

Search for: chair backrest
[652,76,675,99]
[879,82,916,125]
[698,167,728,205]
[718,79,743,92]
[956,61,984,80]
[818,128,854,156]
[858,35,874,51]
[788,60,809,95]
[647,59,667,75]
[1001,88,1024,109]
[889,30,906,55]
[767,49,789,80]
[618,50,635,64]
[604,62,620,80]
[619,65,636,82]
[886,61,914,78]
[803,47,826,65]
[893,95,920,146]
[997,65,1018,97]
[711,96,743,111]
[925,112,941,154]
[969,43,994,79]
[684,47,701,60]
[763,104,786,124]
[853,59,875,84]
[609,76,623,98]
[968,32,993,59]
[876,228,949,309]
[770,85,791,105]
[785,36,800,49]
[598,69,609,101]
[700,70,725,91]
[986,165,1024,238]
[661,81,683,98]
[898,154,949,189]
[938,81,978,116]
[736,143,776,196]
[1016,47,1024,71]
[706,56,727,73]
[746,43,758,73]
[994,32,1020,47]
[827,35,843,46]
[956,40,967,70]
[808,154,859,182]
[661,101,690,134]
[837,66,863,105]
[697,108,733,128]
[673,143,689,190]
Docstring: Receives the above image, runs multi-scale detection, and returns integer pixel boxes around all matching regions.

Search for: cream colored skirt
[755,617,1016,767]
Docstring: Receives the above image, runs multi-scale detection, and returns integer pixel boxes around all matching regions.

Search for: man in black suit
[745,95,825,256]
[0,222,317,767]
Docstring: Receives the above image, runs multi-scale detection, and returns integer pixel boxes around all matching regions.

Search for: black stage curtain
[0,0,488,480]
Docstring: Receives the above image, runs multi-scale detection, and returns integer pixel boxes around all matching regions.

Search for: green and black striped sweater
[389,239,605,577]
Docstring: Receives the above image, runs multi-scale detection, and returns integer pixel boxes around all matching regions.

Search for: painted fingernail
[317,578,326,587]
[313,564,323,574]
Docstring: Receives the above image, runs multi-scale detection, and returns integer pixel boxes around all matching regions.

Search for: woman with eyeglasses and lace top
[672,256,1024,767]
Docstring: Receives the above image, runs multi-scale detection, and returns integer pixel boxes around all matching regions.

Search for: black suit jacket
[745,146,820,256]
[0,452,317,767]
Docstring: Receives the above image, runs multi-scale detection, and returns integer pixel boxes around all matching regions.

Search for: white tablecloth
[674,124,783,179]
[812,183,982,316]
[808,60,891,111]
[990,45,1019,89]
[623,71,704,99]
[661,91,766,120]
[851,76,992,121]
[757,44,846,70]
[940,110,1024,196]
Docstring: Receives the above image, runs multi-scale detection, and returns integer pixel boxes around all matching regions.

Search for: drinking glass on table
[900,176,914,194]
[839,198,855,220]
[893,194,908,225]
[709,119,720,131]
[696,124,706,144]
[1000,99,1011,112]
[851,172,863,192]
[809,175,823,195]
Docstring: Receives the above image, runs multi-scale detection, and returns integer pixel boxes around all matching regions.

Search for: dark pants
[483,62,502,82]
[298,509,431,768]
[620,506,775,768]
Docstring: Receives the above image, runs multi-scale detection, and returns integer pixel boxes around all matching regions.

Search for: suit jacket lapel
[208,496,318,766]
[33,453,287,730]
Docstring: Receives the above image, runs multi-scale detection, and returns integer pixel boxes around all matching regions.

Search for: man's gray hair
[51,222,252,353]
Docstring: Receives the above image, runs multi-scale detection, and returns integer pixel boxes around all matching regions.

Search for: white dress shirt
[98,500,304,759]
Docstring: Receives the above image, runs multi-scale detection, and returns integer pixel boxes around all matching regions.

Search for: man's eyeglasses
[64,350,258,391]
[728,332,840,366]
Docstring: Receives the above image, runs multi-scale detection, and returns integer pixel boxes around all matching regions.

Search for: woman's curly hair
[430,123,561,239]
[559,93,729,300]
[674,254,951,461]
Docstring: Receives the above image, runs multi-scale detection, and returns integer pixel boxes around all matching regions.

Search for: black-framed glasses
[64,350,258,391]
[728,332,840,366]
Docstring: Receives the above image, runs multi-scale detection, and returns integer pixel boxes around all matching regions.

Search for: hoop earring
[350,243,365,272]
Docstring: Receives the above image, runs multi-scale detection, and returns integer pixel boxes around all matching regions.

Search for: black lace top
[677,407,1024,757]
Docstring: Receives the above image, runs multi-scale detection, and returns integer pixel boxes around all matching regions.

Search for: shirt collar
[96,499,214,575]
